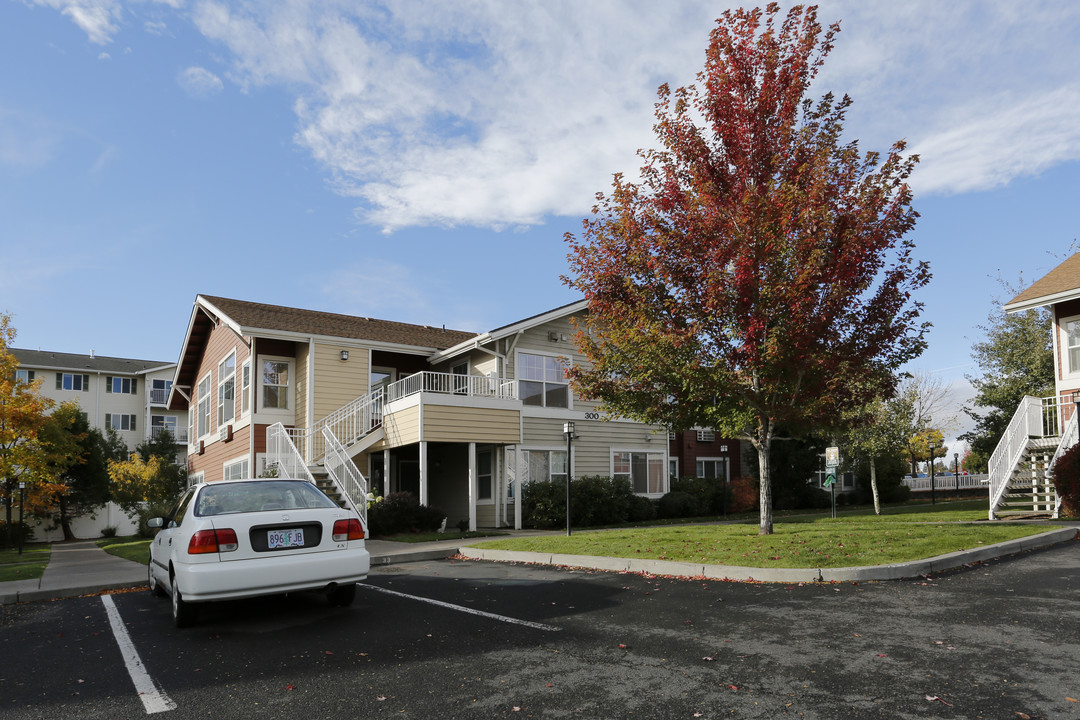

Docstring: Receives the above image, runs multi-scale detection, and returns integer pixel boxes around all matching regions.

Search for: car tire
[171,576,198,628]
[328,582,357,607]
[148,561,166,597]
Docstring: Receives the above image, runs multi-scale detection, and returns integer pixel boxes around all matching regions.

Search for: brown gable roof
[200,295,479,349]
[1004,253,1080,313]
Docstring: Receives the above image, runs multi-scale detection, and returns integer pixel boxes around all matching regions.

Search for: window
[241,362,251,414]
[522,449,568,484]
[697,457,729,482]
[15,369,35,383]
[57,373,89,391]
[613,451,665,494]
[477,449,493,501]
[105,376,137,394]
[262,359,290,410]
[696,429,715,443]
[151,378,172,405]
[105,413,137,431]
[197,374,211,438]
[669,458,679,478]
[218,353,236,426]
[519,353,568,408]
[223,458,249,482]
[1068,318,1080,373]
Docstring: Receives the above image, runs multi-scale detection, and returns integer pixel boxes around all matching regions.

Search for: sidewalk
[2,525,1077,605]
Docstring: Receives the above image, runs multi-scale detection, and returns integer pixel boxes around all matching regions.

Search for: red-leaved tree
[563,4,930,535]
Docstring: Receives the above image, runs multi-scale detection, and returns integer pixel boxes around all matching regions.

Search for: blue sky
[2,1,1080,446]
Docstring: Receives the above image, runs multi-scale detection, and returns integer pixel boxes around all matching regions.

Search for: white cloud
[177,66,223,98]
[31,0,124,45]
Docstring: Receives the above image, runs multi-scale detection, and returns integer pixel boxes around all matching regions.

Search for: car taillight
[332,518,365,542]
[188,528,239,554]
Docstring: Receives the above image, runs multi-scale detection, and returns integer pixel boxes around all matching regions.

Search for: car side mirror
[146,517,164,529]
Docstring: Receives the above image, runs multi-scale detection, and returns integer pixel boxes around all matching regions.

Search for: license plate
[267,528,304,549]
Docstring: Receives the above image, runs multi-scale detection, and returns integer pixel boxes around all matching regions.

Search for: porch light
[340,350,349,361]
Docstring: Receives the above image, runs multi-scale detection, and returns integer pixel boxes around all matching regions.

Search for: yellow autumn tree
[0,312,56,545]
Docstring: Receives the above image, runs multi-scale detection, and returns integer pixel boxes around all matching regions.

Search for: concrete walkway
[2,524,1077,605]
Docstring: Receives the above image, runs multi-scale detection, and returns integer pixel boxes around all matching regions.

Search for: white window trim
[1061,313,1080,379]
[197,371,212,441]
[514,349,573,413]
[610,447,668,497]
[223,455,250,482]
[241,361,252,416]
[257,355,295,416]
[188,471,204,488]
[218,350,237,427]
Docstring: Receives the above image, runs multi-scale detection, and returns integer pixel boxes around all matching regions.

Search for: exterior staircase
[988,395,1074,519]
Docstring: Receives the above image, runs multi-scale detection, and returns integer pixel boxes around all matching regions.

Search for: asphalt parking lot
[2,541,1079,719]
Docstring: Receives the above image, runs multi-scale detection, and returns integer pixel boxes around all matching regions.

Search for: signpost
[825,447,839,519]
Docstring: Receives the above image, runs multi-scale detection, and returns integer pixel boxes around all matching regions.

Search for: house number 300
[584,412,601,420]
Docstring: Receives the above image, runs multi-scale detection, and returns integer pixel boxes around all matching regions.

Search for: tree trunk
[59,497,76,542]
[870,459,881,515]
[755,427,774,535]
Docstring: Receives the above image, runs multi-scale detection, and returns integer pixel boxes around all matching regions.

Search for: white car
[147,478,370,627]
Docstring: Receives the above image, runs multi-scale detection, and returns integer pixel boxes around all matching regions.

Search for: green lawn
[0,545,51,582]
[96,536,151,566]
[471,501,1056,569]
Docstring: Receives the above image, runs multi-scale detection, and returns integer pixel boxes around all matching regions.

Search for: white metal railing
[1047,408,1078,519]
[902,474,988,492]
[149,388,169,405]
[306,389,384,461]
[150,426,188,443]
[322,428,368,524]
[265,422,315,484]
[385,371,517,404]
[988,394,1075,518]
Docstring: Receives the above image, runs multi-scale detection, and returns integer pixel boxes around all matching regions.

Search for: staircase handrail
[265,422,316,484]
[988,396,1044,518]
[1047,408,1079,519]
[321,427,368,524]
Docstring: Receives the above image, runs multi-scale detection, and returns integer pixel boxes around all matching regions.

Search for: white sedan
[147,478,370,627]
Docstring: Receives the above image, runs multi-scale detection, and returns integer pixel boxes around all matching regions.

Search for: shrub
[522,476,638,529]
[656,491,701,519]
[367,491,445,536]
[100,525,118,538]
[729,476,758,512]
[1052,442,1080,518]
[0,521,35,548]
[137,502,173,538]
[627,494,657,522]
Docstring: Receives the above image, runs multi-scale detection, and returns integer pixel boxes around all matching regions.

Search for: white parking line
[101,595,177,714]
[361,584,562,632]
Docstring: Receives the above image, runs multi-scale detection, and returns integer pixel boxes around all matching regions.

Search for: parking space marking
[361,584,562,632]
[101,595,177,714]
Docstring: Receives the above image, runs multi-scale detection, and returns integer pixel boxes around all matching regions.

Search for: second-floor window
[1068,318,1080,373]
[218,353,236,426]
[519,353,568,408]
[262,359,290,410]
[697,457,729,482]
[16,369,35,383]
[197,375,211,437]
[57,373,89,391]
[241,362,251,414]
[106,376,137,394]
[151,378,172,404]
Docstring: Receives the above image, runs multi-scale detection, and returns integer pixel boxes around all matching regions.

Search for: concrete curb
[458,527,1080,583]
[0,580,148,606]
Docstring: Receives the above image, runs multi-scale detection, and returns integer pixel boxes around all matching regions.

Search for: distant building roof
[10,348,173,374]
[1004,253,1080,313]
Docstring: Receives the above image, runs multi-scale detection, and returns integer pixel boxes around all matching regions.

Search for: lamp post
[563,422,576,537]
[954,452,959,497]
[928,441,937,505]
[18,481,26,556]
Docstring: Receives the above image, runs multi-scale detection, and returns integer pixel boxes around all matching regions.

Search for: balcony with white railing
[150,426,188,444]
[385,371,518,405]
[149,388,170,406]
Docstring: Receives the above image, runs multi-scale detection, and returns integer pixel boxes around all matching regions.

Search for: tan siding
[312,343,370,423]
[508,312,601,413]
[296,343,309,429]
[383,405,420,446]
[522,416,664,478]
[423,405,521,444]
[192,322,250,456]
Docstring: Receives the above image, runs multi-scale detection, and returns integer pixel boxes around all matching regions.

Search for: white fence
[902,474,988,492]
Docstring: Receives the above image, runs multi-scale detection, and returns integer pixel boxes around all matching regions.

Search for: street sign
[824,473,836,488]
[825,446,839,469]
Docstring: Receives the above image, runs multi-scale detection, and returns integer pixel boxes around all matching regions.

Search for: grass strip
[96,537,151,566]
[0,545,51,582]
[471,520,1055,569]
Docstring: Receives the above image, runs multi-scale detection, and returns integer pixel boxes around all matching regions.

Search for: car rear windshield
[194,481,339,516]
